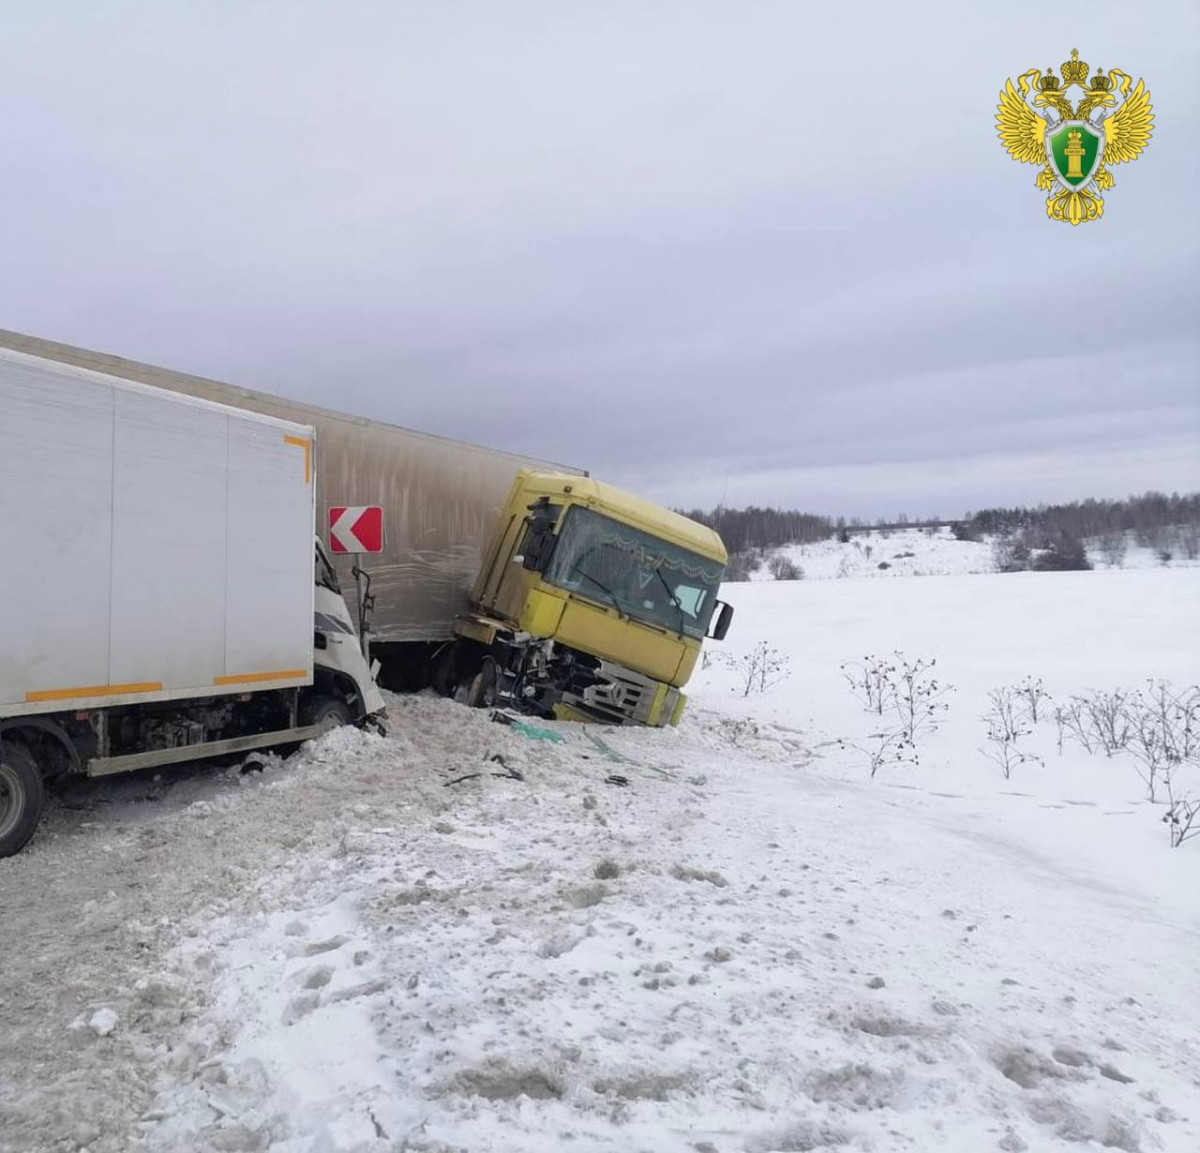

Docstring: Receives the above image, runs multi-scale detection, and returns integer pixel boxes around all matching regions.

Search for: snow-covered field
[1,569,1198,1153]
[751,528,995,580]
[748,527,1198,581]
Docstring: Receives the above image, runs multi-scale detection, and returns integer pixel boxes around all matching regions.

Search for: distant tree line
[680,506,833,555]
[959,491,1200,571]
[688,491,1200,581]
[955,492,1200,543]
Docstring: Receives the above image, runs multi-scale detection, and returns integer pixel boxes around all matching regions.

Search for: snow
[1,567,1198,1153]
[751,527,995,580]
[747,526,1200,581]
[88,1008,120,1037]
[703,569,1200,922]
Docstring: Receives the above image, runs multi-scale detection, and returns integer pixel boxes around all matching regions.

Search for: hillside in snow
[746,526,1199,582]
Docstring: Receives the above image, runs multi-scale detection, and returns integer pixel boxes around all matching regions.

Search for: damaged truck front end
[440,472,733,728]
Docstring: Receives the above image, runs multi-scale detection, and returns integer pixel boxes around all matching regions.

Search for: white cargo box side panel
[0,355,115,700]
[109,388,228,688]
[224,420,314,683]
[0,348,315,716]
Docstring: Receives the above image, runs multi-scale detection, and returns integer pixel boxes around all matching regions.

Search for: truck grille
[575,661,676,726]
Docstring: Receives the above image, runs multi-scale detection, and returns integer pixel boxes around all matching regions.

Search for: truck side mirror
[521,535,547,572]
[520,499,560,573]
[521,527,558,572]
[708,600,733,641]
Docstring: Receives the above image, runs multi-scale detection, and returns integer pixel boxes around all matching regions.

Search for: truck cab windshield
[543,506,724,639]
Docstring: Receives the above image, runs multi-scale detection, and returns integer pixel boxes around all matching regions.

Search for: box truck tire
[0,742,43,858]
[299,696,355,732]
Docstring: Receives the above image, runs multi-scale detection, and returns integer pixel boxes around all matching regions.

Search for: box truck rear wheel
[300,696,354,733]
[0,741,43,858]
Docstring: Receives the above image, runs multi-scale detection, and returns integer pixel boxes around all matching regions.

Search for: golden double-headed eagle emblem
[997,49,1153,224]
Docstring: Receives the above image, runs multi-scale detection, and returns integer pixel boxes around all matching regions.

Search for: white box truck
[0,347,384,857]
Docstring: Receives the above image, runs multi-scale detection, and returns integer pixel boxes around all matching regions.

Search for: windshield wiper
[572,566,627,621]
[654,567,688,634]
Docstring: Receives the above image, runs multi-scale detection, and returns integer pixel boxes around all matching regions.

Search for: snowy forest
[684,491,1200,552]
[682,491,1200,577]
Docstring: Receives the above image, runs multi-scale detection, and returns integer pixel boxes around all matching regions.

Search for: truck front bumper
[556,660,686,727]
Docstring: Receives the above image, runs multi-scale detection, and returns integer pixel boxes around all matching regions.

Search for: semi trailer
[0,348,384,857]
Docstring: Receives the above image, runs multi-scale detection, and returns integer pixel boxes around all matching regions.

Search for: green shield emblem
[1048,122,1102,187]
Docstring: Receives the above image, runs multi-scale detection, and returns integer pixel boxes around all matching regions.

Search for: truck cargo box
[0,329,581,643]
[0,347,316,718]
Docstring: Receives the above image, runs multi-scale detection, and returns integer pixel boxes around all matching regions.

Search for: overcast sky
[1,1,1196,518]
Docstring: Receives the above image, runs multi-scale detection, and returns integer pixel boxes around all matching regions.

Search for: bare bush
[841,654,898,715]
[718,716,760,747]
[843,652,952,742]
[839,652,951,775]
[893,655,953,743]
[1015,675,1051,723]
[1179,525,1200,561]
[1082,689,1132,757]
[1124,681,1200,803]
[767,554,804,581]
[981,688,1043,778]
[1163,794,1200,848]
[839,729,918,778]
[1127,705,1170,803]
[1054,697,1095,755]
[1144,680,1200,764]
[723,642,791,697]
[1053,681,1200,821]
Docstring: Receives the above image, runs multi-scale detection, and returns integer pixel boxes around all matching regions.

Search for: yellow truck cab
[441,470,733,726]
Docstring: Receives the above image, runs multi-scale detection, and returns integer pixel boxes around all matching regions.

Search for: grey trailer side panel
[0,329,581,643]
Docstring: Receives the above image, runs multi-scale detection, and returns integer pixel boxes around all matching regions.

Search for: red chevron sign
[328,506,384,554]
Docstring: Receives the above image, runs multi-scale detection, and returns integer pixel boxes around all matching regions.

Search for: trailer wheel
[466,658,499,709]
[0,741,44,858]
[300,696,354,733]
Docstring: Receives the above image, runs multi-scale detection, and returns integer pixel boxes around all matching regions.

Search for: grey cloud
[0,1,1196,519]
